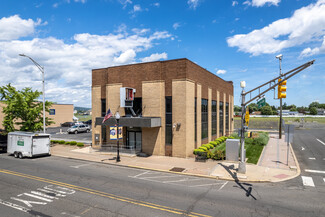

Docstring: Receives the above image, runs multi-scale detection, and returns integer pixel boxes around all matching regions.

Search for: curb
[52,153,270,183]
[269,142,301,183]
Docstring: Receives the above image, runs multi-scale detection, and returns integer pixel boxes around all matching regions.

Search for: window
[101,99,106,117]
[219,101,224,136]
[212,101,217,136]
[125,97,142,116]
[201,99,208,139]
[165,97,172,145]
[49,109,55,115]
[226,102,229,134]
[195,98,197,142]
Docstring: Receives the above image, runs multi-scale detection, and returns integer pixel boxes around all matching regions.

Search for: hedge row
[51,140,84,147]
[193,136,233,156]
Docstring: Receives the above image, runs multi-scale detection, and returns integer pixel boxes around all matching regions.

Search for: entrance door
[127,130,142,152]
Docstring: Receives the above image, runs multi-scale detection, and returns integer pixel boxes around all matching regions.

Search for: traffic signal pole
[237,60,314,174]
[277,55,283,139]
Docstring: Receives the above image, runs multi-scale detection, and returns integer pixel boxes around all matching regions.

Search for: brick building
[92,58,234,158]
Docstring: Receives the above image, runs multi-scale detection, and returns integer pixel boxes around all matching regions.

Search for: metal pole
[287,128,289,165]
[238,89,246,174]
[116,121,120,162]
[278,56,282,139]
[42,68,46,134]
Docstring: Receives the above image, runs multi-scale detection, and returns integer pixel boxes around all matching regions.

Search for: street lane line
[305,169,325,174]
[189,182,224,188]
[308,157,316,160]
[218,181,228,191]
[0,199,30,213]
[323,178,325,183]
[316,138,325,146]
[0,169,211,217]
[301,176,315,187]
[70,163,96,169]
[129,170,150,178]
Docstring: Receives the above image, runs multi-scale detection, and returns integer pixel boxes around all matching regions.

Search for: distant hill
[74,106,91,112]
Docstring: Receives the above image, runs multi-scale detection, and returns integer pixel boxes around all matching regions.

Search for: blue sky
[0,0,324,108]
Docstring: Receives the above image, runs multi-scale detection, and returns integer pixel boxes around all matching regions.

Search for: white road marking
[301,176,315,187]
[218,181,228,191]
[70,163,96,169]
[141,175,177,179]
[0,199,30,212]
[301,147,305,151]
[316,138,325,146]
[305,169,325,174]
[323,178,325,183]
[308,157,316,160]
[30,191,58,200]
[163,178,204,183]
[23,193,53,202]
[189,182,225,188]
[10,197,47,207]
[128,171,150,178]
[37,188,66,197]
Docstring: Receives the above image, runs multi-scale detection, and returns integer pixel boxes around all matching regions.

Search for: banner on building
[110,126,123,140]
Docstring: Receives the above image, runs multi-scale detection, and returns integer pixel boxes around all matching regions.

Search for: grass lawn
[75,114,92,122]
[245,142,264,164]
[234,116,325,129]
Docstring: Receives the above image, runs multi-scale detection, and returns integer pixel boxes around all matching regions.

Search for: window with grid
[201,99,208,139]
[226,102,229,133]
[195,98,197,142]
[219,101,224,136]
[165,97,172,145]
[212,100,217,136]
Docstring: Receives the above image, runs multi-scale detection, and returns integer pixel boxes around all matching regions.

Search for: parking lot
[46,126,92,144]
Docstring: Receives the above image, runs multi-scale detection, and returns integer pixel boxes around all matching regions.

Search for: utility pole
[237,59,314,174]
[276,54,283,139]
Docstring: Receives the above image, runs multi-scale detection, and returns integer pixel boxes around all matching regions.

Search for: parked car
[84,119,92,125]
[61,122,75,127]
[67,124,90,134]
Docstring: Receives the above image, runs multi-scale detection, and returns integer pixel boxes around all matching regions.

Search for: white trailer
[7,132,51,159]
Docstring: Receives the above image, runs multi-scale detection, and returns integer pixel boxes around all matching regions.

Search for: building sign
[17,140,24,146]
[257,98,266,109]
[49,109,56,115]
[110,126,123,140]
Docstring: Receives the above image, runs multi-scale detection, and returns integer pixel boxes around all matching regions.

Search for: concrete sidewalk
[51,135,300,183]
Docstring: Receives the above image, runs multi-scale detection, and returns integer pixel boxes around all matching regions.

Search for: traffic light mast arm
[242,60,315,106]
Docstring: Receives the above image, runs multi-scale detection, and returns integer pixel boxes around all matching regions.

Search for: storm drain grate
[169,167,185,172]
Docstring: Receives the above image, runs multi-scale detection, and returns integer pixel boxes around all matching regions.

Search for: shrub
[213,150,225,160]
[207,150,212,159]
[209,141,218,147]
[65,141,71,145]
[70,141,77,146]
[58,140,65,144]
[198,146,208,151]
[193,149,202,155]
[77,142,84,147]
[50,140,59,144]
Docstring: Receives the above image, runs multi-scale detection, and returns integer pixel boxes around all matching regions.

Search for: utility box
[226,139,240,161]
[7,132,51,158]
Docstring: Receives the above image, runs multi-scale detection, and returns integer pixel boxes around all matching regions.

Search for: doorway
[126,128,142,152]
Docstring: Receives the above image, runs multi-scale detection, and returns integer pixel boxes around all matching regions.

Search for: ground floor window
[219,101,224,136]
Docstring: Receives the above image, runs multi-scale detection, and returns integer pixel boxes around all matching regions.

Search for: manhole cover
[169,167,185,172]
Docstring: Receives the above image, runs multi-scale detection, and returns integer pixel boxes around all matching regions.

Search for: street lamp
[238,81,246,174]
[19,54,46,134]
[276,54,283,139]
[115,111,121,162]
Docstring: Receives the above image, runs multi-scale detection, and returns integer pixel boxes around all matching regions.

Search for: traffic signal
[278,79,287,99]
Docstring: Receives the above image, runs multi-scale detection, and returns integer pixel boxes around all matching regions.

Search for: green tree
[248,103,258,113]
[0,84,54,132]
[261,106,273,115]
[234,105,241,112]
[309,101,320,109]
[310,107,317,115]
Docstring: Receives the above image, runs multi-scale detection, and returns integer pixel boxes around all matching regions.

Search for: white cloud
[133,4,141,12]
[153,3,160,7]
[74,0,87,3]
[0,16,171,107]
[0,15,42,40]
[119,0,132,9]
[232,1,238,6]
[244,0,280,7]
[300,36,325,57]
[141,52,168,62]
[187,0,200,10]
[173,22,181,30]
[227,0,325,56]
[216,69,227,75]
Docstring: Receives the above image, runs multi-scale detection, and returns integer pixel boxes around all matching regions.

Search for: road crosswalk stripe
[301,176,315,187]
[305,169,325,174]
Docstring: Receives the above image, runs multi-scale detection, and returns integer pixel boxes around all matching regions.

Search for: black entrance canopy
[95,117,161,128]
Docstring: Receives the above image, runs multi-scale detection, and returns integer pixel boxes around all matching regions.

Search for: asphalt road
[291,126,325,188]
[0,151,324,217]
[46,127,92,143]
